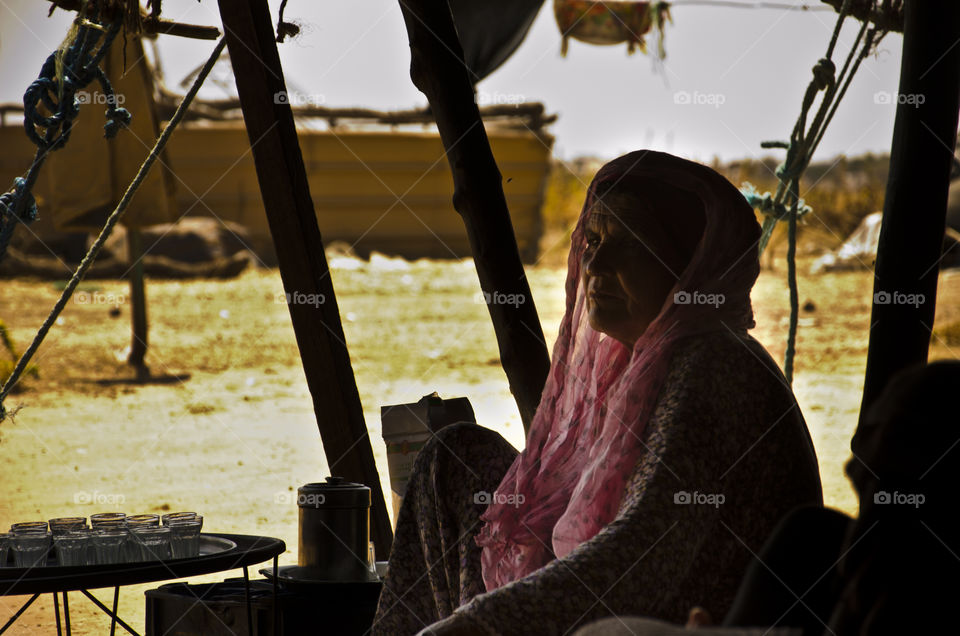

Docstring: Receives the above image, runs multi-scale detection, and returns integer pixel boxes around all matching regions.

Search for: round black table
[0,533,286,635]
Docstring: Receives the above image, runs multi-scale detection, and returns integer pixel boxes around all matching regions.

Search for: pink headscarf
[475,150,761,591]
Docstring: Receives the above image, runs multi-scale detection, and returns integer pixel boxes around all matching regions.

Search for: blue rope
[740,182,811,255]
[0,178,39,260]
[0,2,131,264]
[737,0,892,384]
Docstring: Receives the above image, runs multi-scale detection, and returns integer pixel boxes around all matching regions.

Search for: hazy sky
[1,0,905,162]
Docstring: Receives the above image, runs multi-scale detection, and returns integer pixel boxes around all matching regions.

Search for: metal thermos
[297,477,371,581]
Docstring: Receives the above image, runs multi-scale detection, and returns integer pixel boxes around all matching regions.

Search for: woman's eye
[585,233,601,248]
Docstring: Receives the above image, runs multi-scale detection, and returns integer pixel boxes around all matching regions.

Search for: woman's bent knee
[415,422,516,469]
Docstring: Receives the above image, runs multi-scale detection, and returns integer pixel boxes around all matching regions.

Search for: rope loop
[96,71,132,138]
[740,182,811,221]
[22,9,126,151]
[811,57,836,90]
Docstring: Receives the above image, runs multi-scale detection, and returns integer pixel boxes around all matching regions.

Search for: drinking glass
[123,514,160,561]
[90,513,126,528]
[92,528,127,564]
[125,514,160,528]
[168,517,203,559]
[10,522,48,534]
[161,512,198,526]
[11,531,51,567]
[132,526,171,561]
[119,530,140,564]
[49,517,86,536]
[54,530,91,566]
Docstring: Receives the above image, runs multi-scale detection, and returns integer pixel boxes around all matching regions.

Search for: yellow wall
[1,121,553,261]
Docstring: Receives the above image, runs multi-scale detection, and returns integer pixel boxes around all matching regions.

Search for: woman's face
[581,188,681,347]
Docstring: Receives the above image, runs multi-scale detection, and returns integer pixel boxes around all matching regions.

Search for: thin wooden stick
[46,0,221,40]
[397,0,551,432]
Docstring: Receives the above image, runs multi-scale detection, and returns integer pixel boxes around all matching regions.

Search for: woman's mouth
[588,288,622,303]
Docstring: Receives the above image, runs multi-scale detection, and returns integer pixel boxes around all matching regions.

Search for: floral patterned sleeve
[455,331,823,635]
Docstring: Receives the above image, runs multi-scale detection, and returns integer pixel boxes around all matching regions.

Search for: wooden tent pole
[860,1,960,418]
[397,0,551,433]
[216,0,392,555]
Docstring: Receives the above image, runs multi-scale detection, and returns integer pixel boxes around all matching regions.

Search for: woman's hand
[685,606,713,628]
[415,613,489,636]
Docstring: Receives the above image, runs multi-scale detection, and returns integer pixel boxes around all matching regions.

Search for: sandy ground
[1,254,958,633]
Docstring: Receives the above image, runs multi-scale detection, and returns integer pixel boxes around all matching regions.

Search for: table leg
[54,591,62,636]
[78,590,140,636]
[243,565,253,635]
[63,591,71,636]
[0,593,40,635]
[110,586,119,636]
[272,555,279,636]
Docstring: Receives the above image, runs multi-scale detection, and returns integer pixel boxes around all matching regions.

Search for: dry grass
[537,152,892,267]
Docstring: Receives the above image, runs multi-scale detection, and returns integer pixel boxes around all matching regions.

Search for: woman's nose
[584,242,611,277]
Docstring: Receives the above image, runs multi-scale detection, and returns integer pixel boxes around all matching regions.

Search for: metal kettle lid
[298,476,370,508]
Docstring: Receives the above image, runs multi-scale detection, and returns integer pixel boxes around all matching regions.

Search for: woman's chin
[587,314,626,343]
[588,311,653,348]
[586,309,614,335]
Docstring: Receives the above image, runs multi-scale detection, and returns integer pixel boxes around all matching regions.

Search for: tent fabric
[811,211,960,273]
[46,33,177,231]
[448,0,546,83]
[811,212,883,273]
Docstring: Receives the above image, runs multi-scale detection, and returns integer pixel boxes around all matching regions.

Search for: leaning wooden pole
[126,227,148,373]
[397,0,551,432]
[860,0,960,418]
[217,0,392,555]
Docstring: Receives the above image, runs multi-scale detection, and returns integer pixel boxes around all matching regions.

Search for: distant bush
[934,319,960,346]
[718,153,889,258]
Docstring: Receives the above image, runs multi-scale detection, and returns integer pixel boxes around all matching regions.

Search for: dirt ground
[1,253,958,633]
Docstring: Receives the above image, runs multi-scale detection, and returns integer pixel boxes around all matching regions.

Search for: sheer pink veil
[475,150,762,591]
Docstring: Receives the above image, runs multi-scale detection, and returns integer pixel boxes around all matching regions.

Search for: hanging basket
[554,0,671,57]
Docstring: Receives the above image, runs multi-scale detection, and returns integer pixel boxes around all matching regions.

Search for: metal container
[297,477,371,581]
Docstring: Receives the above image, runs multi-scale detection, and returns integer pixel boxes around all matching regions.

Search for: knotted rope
[0,37,228,423]
[0,1,132,265]
[739,0,893,383]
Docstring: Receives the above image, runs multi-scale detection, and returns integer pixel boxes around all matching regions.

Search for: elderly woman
[372,150,823,635]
